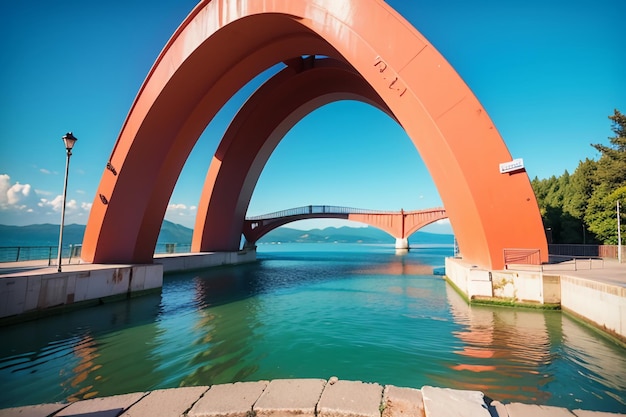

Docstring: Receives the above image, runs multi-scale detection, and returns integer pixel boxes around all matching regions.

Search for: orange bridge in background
[243,206,447,249]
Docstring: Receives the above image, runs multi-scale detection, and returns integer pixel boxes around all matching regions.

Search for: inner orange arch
[192,58,394,252]
[82,0,547,270]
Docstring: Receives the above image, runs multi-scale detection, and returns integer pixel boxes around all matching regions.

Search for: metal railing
[0,244,83,264]
[503,248,542,267]
[154,243,192,254]
[246,205,396,220]
[549,244,623,259]
[1,243,194,263]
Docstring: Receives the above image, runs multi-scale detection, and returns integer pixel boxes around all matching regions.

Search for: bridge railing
[0,245,83,264]
[246,205,395,220]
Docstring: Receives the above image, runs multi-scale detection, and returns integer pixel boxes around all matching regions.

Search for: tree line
[531,109,625,245]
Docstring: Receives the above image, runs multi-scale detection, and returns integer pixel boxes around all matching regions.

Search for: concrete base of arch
[395,237,410,250]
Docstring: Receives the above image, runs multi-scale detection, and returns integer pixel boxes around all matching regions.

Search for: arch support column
[395,237,409,250]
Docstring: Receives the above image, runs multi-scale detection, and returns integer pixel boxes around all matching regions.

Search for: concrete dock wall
[0,264,163,320]
[445,257,626,341]
[560,275,626,340]
[154,249,257,273]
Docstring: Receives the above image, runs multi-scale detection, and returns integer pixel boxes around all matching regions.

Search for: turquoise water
[0,243,624,412]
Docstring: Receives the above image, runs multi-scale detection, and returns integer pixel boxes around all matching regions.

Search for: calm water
[0,244,625,412]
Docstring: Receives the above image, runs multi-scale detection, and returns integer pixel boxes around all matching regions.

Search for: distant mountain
[257,226,453,245]
[0,223,86,247]
[0,220,192,247]
[0,222,453,247]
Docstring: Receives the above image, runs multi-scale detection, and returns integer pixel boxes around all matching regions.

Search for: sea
[0,243,624,412]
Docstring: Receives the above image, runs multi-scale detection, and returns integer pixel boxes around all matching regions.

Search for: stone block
[254,379,326,417]
[573,410,626,417]
[24,275,42,311]
[56,392,146,417]
[504,403,575,417]
[129,266,147,292]
[0,277,27,317]
[489,400,509,417]
[318,380,382,417]
[120,386,208,417]
[143,265,163,290]
[382,385,425,417]
[188,381,268,417]
[38,276,68,308]
[421,386,490,417]
[0,403,67,417]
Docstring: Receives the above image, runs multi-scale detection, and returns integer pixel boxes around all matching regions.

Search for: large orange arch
[82,0,547,270]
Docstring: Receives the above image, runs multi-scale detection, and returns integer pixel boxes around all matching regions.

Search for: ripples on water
[0,244,624,412]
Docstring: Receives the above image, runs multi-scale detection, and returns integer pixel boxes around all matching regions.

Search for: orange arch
[82,0,547,270]
[192,58,393,252]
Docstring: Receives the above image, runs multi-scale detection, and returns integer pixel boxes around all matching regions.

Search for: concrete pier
[444,257,626,342]
[394,238,409,250]
[0,250,256,324]
[0,379,623,417]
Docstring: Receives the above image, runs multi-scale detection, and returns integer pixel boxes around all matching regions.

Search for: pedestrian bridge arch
[81,0,547,270]
[243,206,448,247]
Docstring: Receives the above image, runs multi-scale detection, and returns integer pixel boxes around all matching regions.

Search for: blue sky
[0,0,624,234]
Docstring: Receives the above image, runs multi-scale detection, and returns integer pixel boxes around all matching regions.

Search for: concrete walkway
[0,379,623,417]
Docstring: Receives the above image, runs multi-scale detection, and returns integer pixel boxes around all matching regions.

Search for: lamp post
[57,132,78,272]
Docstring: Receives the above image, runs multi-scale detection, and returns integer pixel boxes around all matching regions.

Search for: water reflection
[0,294,163,406]
[444,283,626,410]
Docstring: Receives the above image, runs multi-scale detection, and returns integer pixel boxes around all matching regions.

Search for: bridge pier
[395,237,409,250]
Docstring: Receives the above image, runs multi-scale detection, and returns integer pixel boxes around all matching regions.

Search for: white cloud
[39,168,52,175]
[0,174,92,225]
[165,203,197,228]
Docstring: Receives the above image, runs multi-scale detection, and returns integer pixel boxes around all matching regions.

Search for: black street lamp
[57,132,78,272]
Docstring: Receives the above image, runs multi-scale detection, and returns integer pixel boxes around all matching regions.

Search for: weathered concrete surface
[254,379,326,417]
[560,275,626,340]
[154,250,256,273]
[504,403,577,416]
[120,386,208,417]
[317,380,383,417]
[573,410,626,417]
[382,385,425,417]
[188,381,268,417]
[0,263,162,320]
[56,392,145,417]
[444,257,626,341]
[490,400,509,417]
[1,380,625,417]
[421,386,491,417]
[0,403,67,417]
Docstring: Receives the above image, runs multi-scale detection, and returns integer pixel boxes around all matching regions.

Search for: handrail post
[15,246,20,262]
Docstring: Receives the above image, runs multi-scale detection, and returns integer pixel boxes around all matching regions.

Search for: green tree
[585,185,626,244]
[592,109,626,189]
[585,109,626,243]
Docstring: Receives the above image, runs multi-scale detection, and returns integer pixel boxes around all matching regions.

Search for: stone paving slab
[254,379,326,417]
[188,381,268,417]
[421,386,491,417]
[382,385,425,417]
[120,386,209,417]
[317,380,383,417]
[56,392,146,417]
[504,403,576,417]
[490,400,509,417]
[0,403,68,417]
[573,411,626,417]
